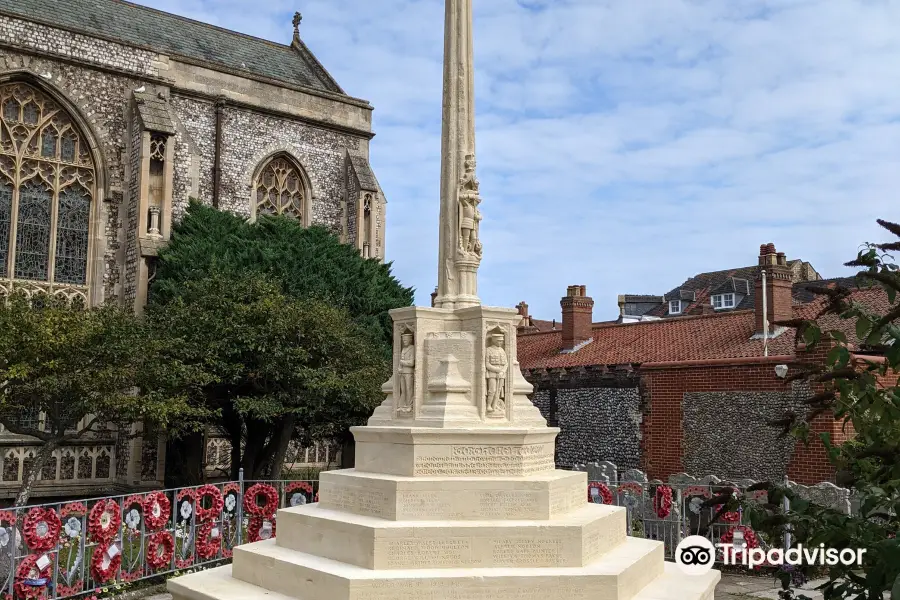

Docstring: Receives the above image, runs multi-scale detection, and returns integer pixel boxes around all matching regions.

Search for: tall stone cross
[434,0,482,310]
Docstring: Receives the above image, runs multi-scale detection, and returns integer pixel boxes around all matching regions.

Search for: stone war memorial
[168,1,720,599]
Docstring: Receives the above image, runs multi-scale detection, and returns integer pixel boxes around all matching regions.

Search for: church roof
[347,152,379,193]
[0,0,345,95]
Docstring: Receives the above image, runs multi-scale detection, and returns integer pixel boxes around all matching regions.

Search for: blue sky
[145,0,900,321]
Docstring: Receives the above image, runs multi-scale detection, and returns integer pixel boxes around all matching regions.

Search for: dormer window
[712,293,735,309]
[669,300,683,314]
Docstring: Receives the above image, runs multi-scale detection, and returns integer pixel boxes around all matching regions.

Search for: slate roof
[0,0,344,94]
[347,152,379,192]
[518,284,893,369]
[133,91,175,134]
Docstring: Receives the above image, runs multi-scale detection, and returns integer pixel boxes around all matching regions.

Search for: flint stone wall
[529,381,642,470]
[682,382,812,482]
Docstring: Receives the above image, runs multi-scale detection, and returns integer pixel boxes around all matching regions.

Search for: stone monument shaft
[435,0,482,310]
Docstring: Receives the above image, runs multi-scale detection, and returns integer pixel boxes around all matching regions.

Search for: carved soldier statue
[484,332,508,415]
[397,332,416,413]
[458,154,481,255]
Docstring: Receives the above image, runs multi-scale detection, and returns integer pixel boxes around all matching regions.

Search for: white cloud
[143,0,900,319]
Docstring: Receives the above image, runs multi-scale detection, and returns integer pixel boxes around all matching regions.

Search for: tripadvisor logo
[675,536,867,575]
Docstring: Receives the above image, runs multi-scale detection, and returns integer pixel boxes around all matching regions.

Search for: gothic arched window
[0,82,94,303]
[253,155,308,222]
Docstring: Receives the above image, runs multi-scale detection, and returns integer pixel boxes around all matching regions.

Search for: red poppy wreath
[90,543,122,584]
[146,531,175,571]
[196,521,221,560]
[88,499,121,544]
[587,482,614,505]
[243,483,278,519]
[14,554,52,599]
[653,485,674,519]
[23,507,61,552]
[143,491,171,531]
[247,516,276,542]
[194,484,224,523]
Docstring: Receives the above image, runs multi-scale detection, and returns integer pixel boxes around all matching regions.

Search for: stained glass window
[22,102,39,125]
[41,129,57,159]
[0,181,10,278]
[14,181,52,281]
[2,99,17,122]
[61,133,76,163]
[0,82,95,298]
[254,156,307,220]
[54,185,90,284]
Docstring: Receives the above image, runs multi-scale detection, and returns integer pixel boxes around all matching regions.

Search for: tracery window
[0,83,94,303]
[254,156,307,221]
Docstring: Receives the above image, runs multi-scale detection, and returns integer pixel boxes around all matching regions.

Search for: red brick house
[517,244,894,485]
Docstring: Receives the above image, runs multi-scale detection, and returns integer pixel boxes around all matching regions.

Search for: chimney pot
[516,301,529,317]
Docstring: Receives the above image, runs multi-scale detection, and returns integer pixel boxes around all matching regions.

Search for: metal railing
[575,461,854,562]
[0,470,318,599]
[0,464,852,597]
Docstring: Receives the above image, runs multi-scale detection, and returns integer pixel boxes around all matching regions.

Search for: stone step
[226,535,663,600]
[632,562,720,600]
[317,468,586,521]
[167,565,292,600]
[274,502,625,569]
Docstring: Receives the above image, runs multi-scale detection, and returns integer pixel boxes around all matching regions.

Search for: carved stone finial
[292,12,302,38]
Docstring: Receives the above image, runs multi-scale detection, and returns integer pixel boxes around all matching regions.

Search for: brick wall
[642,356,838,485]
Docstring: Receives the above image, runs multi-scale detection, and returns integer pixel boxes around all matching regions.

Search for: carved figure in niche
[397,331,416,413]
[484,332,508,416]
[458,154,482,254]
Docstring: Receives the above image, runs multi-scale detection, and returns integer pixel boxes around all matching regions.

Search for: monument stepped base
[169,466,719,600]
[169,543,719,600]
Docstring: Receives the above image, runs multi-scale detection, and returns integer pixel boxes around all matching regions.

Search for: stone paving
[148,573,894,600]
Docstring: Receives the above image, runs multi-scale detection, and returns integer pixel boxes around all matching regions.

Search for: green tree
[151,201,414,351]
[148,271,389,481]
[150,202,412,482]
[0,295,208,506]
[738,219,900,599]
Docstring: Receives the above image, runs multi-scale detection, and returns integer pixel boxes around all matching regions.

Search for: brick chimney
[755,243,793,334]
[560,285,594,351]
[516,301,539,334]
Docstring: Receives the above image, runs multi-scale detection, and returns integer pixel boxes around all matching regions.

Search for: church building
[0,0,385,498]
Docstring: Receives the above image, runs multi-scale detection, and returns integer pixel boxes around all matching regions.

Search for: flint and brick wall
[526,370,642,470]
[526,353,848,485]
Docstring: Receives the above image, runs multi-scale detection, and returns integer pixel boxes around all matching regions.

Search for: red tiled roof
[518,286,892,370]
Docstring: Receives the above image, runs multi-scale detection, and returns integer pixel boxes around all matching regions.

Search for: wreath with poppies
[88,499,121,544]
[90,542,122,584]
[222,483,241,516]
[14,554,51,599]
[652,485,674,519]
[684,485,712,499]
[285,481,314,506]
[195,485,225,523]
[243,483,279,519]
[60,502,88,518]
[247,516,276,543]
[23,507,61,552]
[145,531,174,571]
[196,521,221,560]
[719,525,760,565]
[587,482,614,505]
[143,491,171,531]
